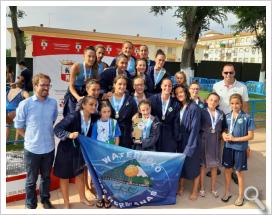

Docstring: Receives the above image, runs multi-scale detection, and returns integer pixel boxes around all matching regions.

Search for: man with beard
[14,73,58,209]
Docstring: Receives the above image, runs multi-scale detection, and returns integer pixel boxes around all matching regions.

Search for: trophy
[132,114,143,144]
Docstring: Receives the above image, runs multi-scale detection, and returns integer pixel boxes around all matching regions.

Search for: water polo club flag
[78,135,186,208]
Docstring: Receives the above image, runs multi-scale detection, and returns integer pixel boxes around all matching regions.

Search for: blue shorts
[222,147,247,171]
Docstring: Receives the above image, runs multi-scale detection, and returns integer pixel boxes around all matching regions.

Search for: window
[233,48,237,56]
[167,47,176,55]
[239,48,244,52]
[244,58,248,62]
[238,58,242,62]
[250,58,255,63]
[235,38,240,44]
[233,58,237,62]
[245,48,249,52]
[252,48,256,55]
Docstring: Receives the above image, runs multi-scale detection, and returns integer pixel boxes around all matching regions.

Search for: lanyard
[127,57,135,76]
[229,111,240,134]
[142,116,153,139]
[83,62,92,80]
[207,108,218,130]
[161,96,170,118]
[80,110,91,136]
[98,62,104,75]
[154,68,166,85]
[179,105,187,123]
[134,94,146,106]
[116,69,127,77]
[112,94,125,113]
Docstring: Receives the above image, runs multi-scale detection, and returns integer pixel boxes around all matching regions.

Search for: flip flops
[104,199,112,209]
[199,190,206,197]
[96,199,104,208]
[211,190,219,198]
[234,197,244,206]
[221,194,232,202]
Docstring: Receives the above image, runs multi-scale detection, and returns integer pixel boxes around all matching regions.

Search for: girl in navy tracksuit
[63,46,98,117]
[149,78,179,152]
[173,84,201,200]
[110,41,137,76]
[199,92,226,198]
[221,93,255,206]
[107,75,137,148]
[100,54,133,97]
[146,49,169,95]
[189,81,205,109]
[95,44,109,75]
[132,99,160,151]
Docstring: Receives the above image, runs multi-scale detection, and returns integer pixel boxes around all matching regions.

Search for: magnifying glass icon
[244,186,266,211]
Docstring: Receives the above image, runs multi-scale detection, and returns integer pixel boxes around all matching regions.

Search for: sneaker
[42,200,55,209]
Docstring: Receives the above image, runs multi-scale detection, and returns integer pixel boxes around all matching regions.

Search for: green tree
[8,6,26,63]
[150,6,227,72]
[229,6,266,82]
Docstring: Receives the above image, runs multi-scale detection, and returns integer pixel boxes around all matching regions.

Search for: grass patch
[6,142,24,151]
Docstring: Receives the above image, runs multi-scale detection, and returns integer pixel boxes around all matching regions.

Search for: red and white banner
[32,35,140,117]
[6,171,60,203]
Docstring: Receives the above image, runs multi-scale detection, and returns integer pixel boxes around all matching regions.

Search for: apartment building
[198,30,262,63]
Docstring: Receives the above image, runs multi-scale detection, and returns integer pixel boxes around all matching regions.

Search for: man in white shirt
[213,63,249,114]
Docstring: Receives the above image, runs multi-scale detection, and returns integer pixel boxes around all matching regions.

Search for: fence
[249,99,266,124]
[189,77,266,96]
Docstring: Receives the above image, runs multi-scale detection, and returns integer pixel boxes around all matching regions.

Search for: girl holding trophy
[132,99,160,151]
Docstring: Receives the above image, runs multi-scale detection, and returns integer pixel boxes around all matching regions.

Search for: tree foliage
[8,6,26,63]
[229,6,266,71]
[150,6,227,70]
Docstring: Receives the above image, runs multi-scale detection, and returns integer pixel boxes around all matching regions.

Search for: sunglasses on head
[224,72,234,75]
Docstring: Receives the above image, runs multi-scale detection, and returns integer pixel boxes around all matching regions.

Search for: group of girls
[53,41,255,209]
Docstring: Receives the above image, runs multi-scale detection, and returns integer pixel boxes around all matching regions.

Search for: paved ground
[6,128,266,210]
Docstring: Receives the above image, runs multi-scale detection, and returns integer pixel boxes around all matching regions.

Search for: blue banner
[78,135,186,208]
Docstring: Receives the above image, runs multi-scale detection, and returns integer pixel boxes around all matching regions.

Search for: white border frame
[1,1,271,214]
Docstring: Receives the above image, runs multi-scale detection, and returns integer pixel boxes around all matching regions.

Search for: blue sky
[6,6,238,49]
